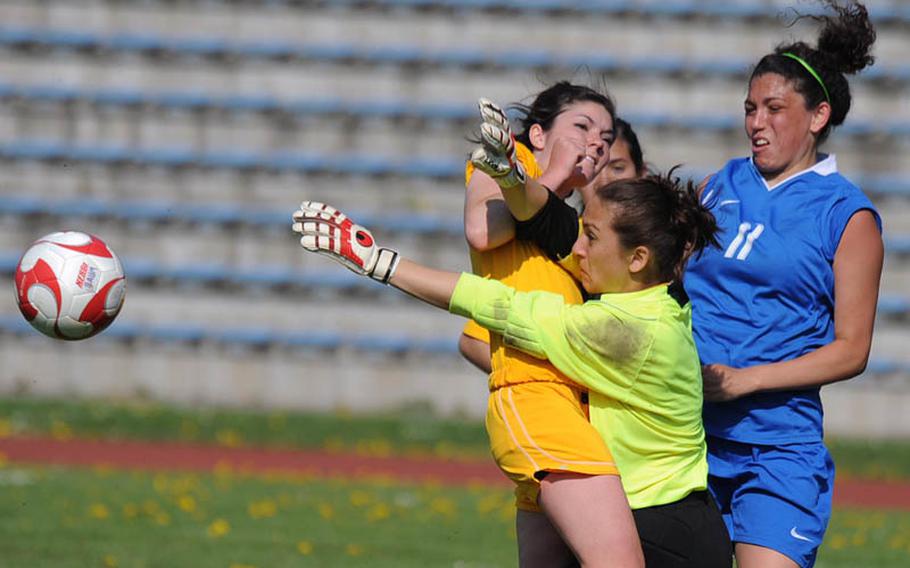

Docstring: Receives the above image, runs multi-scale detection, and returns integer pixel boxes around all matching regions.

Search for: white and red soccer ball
[14,231,126,340]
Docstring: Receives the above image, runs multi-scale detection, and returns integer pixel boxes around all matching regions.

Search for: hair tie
[781,52,831,103]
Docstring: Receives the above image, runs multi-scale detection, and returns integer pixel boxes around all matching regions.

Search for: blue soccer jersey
[685,155,881,444]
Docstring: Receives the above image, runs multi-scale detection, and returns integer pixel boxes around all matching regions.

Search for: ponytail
[751,1,876,144]
[597,168,720,283]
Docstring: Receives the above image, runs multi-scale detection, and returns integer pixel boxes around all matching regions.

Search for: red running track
[1,436,909,510]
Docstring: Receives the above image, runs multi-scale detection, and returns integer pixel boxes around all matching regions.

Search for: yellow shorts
[486,381,619,512]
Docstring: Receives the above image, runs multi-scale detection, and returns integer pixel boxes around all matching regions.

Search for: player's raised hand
[470,97,527,190]
[292,201,400,284]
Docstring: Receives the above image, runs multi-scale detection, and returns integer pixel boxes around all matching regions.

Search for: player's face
[572,199,632,294]
[537,101,614,184]
[586,136,639,191]
[745,73,821,185]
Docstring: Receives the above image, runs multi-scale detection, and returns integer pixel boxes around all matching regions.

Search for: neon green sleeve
[449,273,646,397]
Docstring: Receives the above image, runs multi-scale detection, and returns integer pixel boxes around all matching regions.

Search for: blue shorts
[706,435,834,568]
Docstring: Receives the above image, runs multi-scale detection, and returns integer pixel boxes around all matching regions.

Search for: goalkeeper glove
[470,97,527,190]
[292,201,400,284]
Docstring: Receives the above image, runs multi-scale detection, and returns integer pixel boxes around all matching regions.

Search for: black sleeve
[514,190,579,261]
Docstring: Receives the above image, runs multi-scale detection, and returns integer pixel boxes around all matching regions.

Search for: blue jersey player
[684,2,883,568]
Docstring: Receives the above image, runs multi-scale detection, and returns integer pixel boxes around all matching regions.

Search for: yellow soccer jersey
[462,142,584,390]
[450,274,708,509]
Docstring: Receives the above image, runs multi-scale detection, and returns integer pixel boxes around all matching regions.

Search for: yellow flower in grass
[153,474,169,495]
[248,499,277,519]
[122,503,139,519]
[88,504,110,520]
[154,512,171,526]
[318,503,335,520]
[142,500,161,516]
[50,419,73,441]
[476,493,504,515]
[207,518,231,538]
[366,503,391,522]
[430,497,456,517]
[345,544,364,557]
[216,429,243,448]
[355,438,391,457]
[0,418,12,438]
[102,555,117,567]
[828,533,847,550]
[177,494,198,513]
[296,541,314,555]
[349,490,371,507]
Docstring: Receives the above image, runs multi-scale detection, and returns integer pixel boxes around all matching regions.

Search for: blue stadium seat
[119,258,162,282]
[350,334,412,353]
[100,320,143,341]
[282,330,344,350]
[0,140,67,160]
[104,32,166,53]
[166,263,232,286]
[3,81,910,140]
[321,0,910,24]
[0,253,20,272]
[0,195,45,216]
[178,203,246,226]
[6,25,906,84]
[885,236,910,255]
[1,140,909,195]
[878,296,910,319]
[231,266,299,288]
[151,91,212,111]
[213,327,278,348]
[45,197,110,218]
[110,201,180,224]
[145,324,206,343]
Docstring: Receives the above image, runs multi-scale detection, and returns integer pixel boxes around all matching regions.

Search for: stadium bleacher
[0,0,908,429]
[0,26,908,85]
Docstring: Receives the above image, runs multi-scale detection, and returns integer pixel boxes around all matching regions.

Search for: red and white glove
[292,201,400,284]
[470,97,527,190]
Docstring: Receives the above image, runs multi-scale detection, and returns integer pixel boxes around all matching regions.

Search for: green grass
[817,508,910,567]
[0,465,516,568]
[0,396,490,460]
[0,464,907,568]
[3,396,910,479]
[2,397,910,566]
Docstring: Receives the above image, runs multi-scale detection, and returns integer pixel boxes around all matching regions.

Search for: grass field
[1,396,909,567]
[0,465,516,568]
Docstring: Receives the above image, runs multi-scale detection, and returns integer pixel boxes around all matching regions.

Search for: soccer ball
[14,231,126,340]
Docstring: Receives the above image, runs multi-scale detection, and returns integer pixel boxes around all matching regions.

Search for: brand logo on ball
[75,262,99,291]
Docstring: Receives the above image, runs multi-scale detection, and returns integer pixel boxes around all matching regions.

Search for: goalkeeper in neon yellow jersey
[292,167,733,567]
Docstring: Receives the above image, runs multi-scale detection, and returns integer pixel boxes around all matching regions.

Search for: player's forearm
[458,333,492,374]
[464,196,515,251]
[740,337,872,393]
[464,174,516,251]
[500,177,550,222]
[389,259,461,310]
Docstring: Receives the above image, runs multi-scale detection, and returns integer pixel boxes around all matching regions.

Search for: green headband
[781,52,830,103]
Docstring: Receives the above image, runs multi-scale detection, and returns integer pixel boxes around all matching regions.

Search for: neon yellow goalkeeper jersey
[449,273,707,509]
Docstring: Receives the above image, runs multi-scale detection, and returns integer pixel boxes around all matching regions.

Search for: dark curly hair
[750,1,876,144]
